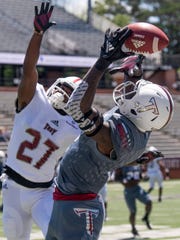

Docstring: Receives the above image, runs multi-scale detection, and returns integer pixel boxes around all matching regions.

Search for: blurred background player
[1,2,81,240]
[0,150,6,212]
[146,146,166,202]
[99,183,108,221]
[116,165,152,237]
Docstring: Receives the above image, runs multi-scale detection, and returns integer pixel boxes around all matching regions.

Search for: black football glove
[136,154,150,165]
[136,150,164,165]
[100,27,133,63]
[34,1,56,34]
[152,150,164,158]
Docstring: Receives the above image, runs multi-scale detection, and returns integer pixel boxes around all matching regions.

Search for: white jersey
[147,158,162,175]
[6,83,81,183]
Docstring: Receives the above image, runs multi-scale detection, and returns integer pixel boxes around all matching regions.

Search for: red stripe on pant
[53,187,97,201]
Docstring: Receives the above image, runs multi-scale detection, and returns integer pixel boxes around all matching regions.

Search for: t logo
[74,208,99,236]
[137,97,159,115]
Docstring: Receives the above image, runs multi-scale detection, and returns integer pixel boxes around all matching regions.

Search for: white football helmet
[147,146,158,152]
[47,76,82,110]
[113,80,174,132]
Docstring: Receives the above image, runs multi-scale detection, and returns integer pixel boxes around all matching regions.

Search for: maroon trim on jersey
[160,86,174,128]
[117,123,129,148]
[53,187,97,201]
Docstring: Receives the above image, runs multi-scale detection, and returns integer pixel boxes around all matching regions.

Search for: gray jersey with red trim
[56,107,150,194]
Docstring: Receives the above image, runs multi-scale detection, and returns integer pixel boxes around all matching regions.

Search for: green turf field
[0,179,180,239]
[105,180,180,228]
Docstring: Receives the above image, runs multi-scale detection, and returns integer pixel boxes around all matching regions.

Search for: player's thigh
[149,174,155,188]
[136,186,151,204]
[156,172,163,187]
[124,188,136,213]
[2,178,32,240]
[32,187,54,237]
[46,197,104,240]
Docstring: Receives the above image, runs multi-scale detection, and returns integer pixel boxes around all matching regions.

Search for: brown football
[122,22,169,54]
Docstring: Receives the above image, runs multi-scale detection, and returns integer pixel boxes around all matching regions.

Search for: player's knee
[3,219,19,239]
[3,213,29,240]
[147,199,152,207]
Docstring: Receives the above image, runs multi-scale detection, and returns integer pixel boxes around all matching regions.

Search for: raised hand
[136,150,164,164]
[152,151,164,158]
[109,54,145,79]
[100,27,133,63]
[34,1,56,34]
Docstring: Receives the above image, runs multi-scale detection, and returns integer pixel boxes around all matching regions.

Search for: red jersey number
[16,128,59,169]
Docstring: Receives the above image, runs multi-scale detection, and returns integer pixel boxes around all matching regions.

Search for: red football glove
[109,54,145,79]
[34,2,56,34]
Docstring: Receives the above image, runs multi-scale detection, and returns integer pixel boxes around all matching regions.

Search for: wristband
[34,30,43,36]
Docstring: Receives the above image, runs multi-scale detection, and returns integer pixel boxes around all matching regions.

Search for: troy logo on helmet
[137,97,159,115]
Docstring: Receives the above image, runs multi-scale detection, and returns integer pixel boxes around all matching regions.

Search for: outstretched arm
[65,27,133,116]
[80,27,133,113]
[64,27,133,155]
[17,34,43,111]
[17,2,56,111]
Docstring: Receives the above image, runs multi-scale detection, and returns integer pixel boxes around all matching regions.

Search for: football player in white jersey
[45,25,174,240]
[146,146,165,202]
[1,2,81,240]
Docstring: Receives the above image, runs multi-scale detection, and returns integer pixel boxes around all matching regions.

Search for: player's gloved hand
[34,1,56,35]
[152,150,164,158]
[136,155,150,164]
[100,27,133,63]
[136,150,164,165]
[109,54,145,80]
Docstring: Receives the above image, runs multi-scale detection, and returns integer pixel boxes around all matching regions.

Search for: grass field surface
[0,179,180,239]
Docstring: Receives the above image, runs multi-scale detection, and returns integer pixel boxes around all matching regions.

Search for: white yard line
[1,224,180,240]
[100,224,180,240]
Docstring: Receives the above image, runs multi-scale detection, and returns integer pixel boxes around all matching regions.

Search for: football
[122,22,169,54]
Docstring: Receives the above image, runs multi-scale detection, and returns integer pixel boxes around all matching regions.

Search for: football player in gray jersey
[117,165,152,237]
[46,27,174,240]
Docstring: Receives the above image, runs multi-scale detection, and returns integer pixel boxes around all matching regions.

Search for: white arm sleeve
[64,81,98,133]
